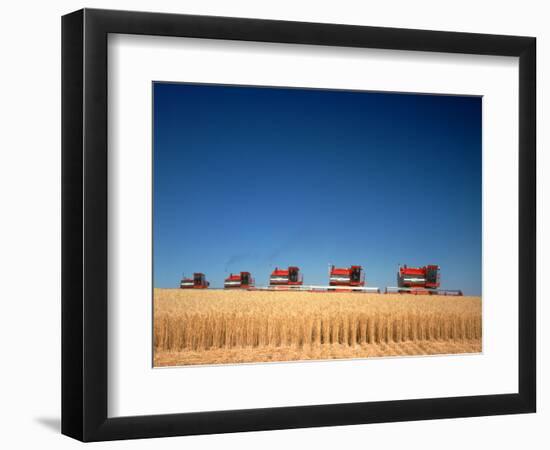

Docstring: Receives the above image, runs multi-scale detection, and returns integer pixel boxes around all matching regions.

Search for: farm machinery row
[180,264,463,296]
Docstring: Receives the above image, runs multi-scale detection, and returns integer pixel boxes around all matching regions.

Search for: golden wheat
[153,288,482,366]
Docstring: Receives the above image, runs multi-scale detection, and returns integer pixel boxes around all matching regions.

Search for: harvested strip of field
[153,288,482,367]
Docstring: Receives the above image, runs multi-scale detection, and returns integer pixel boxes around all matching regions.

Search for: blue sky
[153,83,481,295]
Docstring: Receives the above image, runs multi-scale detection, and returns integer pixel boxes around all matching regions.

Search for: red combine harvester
[385,264,462,296]
[180,273,209,289]
[224,272,255,289]
[329,265,365,287]
[269,266,303,287]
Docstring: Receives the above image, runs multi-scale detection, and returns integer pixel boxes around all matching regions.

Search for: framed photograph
[62,8,536,441]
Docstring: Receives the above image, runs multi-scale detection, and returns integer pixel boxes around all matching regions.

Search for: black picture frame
[62,8,536,442]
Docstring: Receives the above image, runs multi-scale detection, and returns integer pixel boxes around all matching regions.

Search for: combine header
[269,266,303,288]
[224,272,255,289]
[385,264,462,296]
[180,272,209,289]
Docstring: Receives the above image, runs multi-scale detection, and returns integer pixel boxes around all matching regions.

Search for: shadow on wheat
[153,288,482,366]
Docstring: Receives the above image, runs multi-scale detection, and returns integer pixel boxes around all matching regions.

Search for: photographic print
[152,83,482,367]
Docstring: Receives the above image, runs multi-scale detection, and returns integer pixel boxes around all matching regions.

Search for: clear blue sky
[153,83,481,295]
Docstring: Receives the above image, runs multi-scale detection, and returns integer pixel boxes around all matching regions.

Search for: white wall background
[0,0,545,448]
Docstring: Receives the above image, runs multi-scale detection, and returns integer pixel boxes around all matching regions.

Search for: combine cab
[180,272,209,289]
[329,265,365,287]
[224,272,255,289]
[269,266,303,287]
[385,264,462,296]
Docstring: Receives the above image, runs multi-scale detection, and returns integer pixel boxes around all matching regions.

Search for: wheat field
[153,288,482,366]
